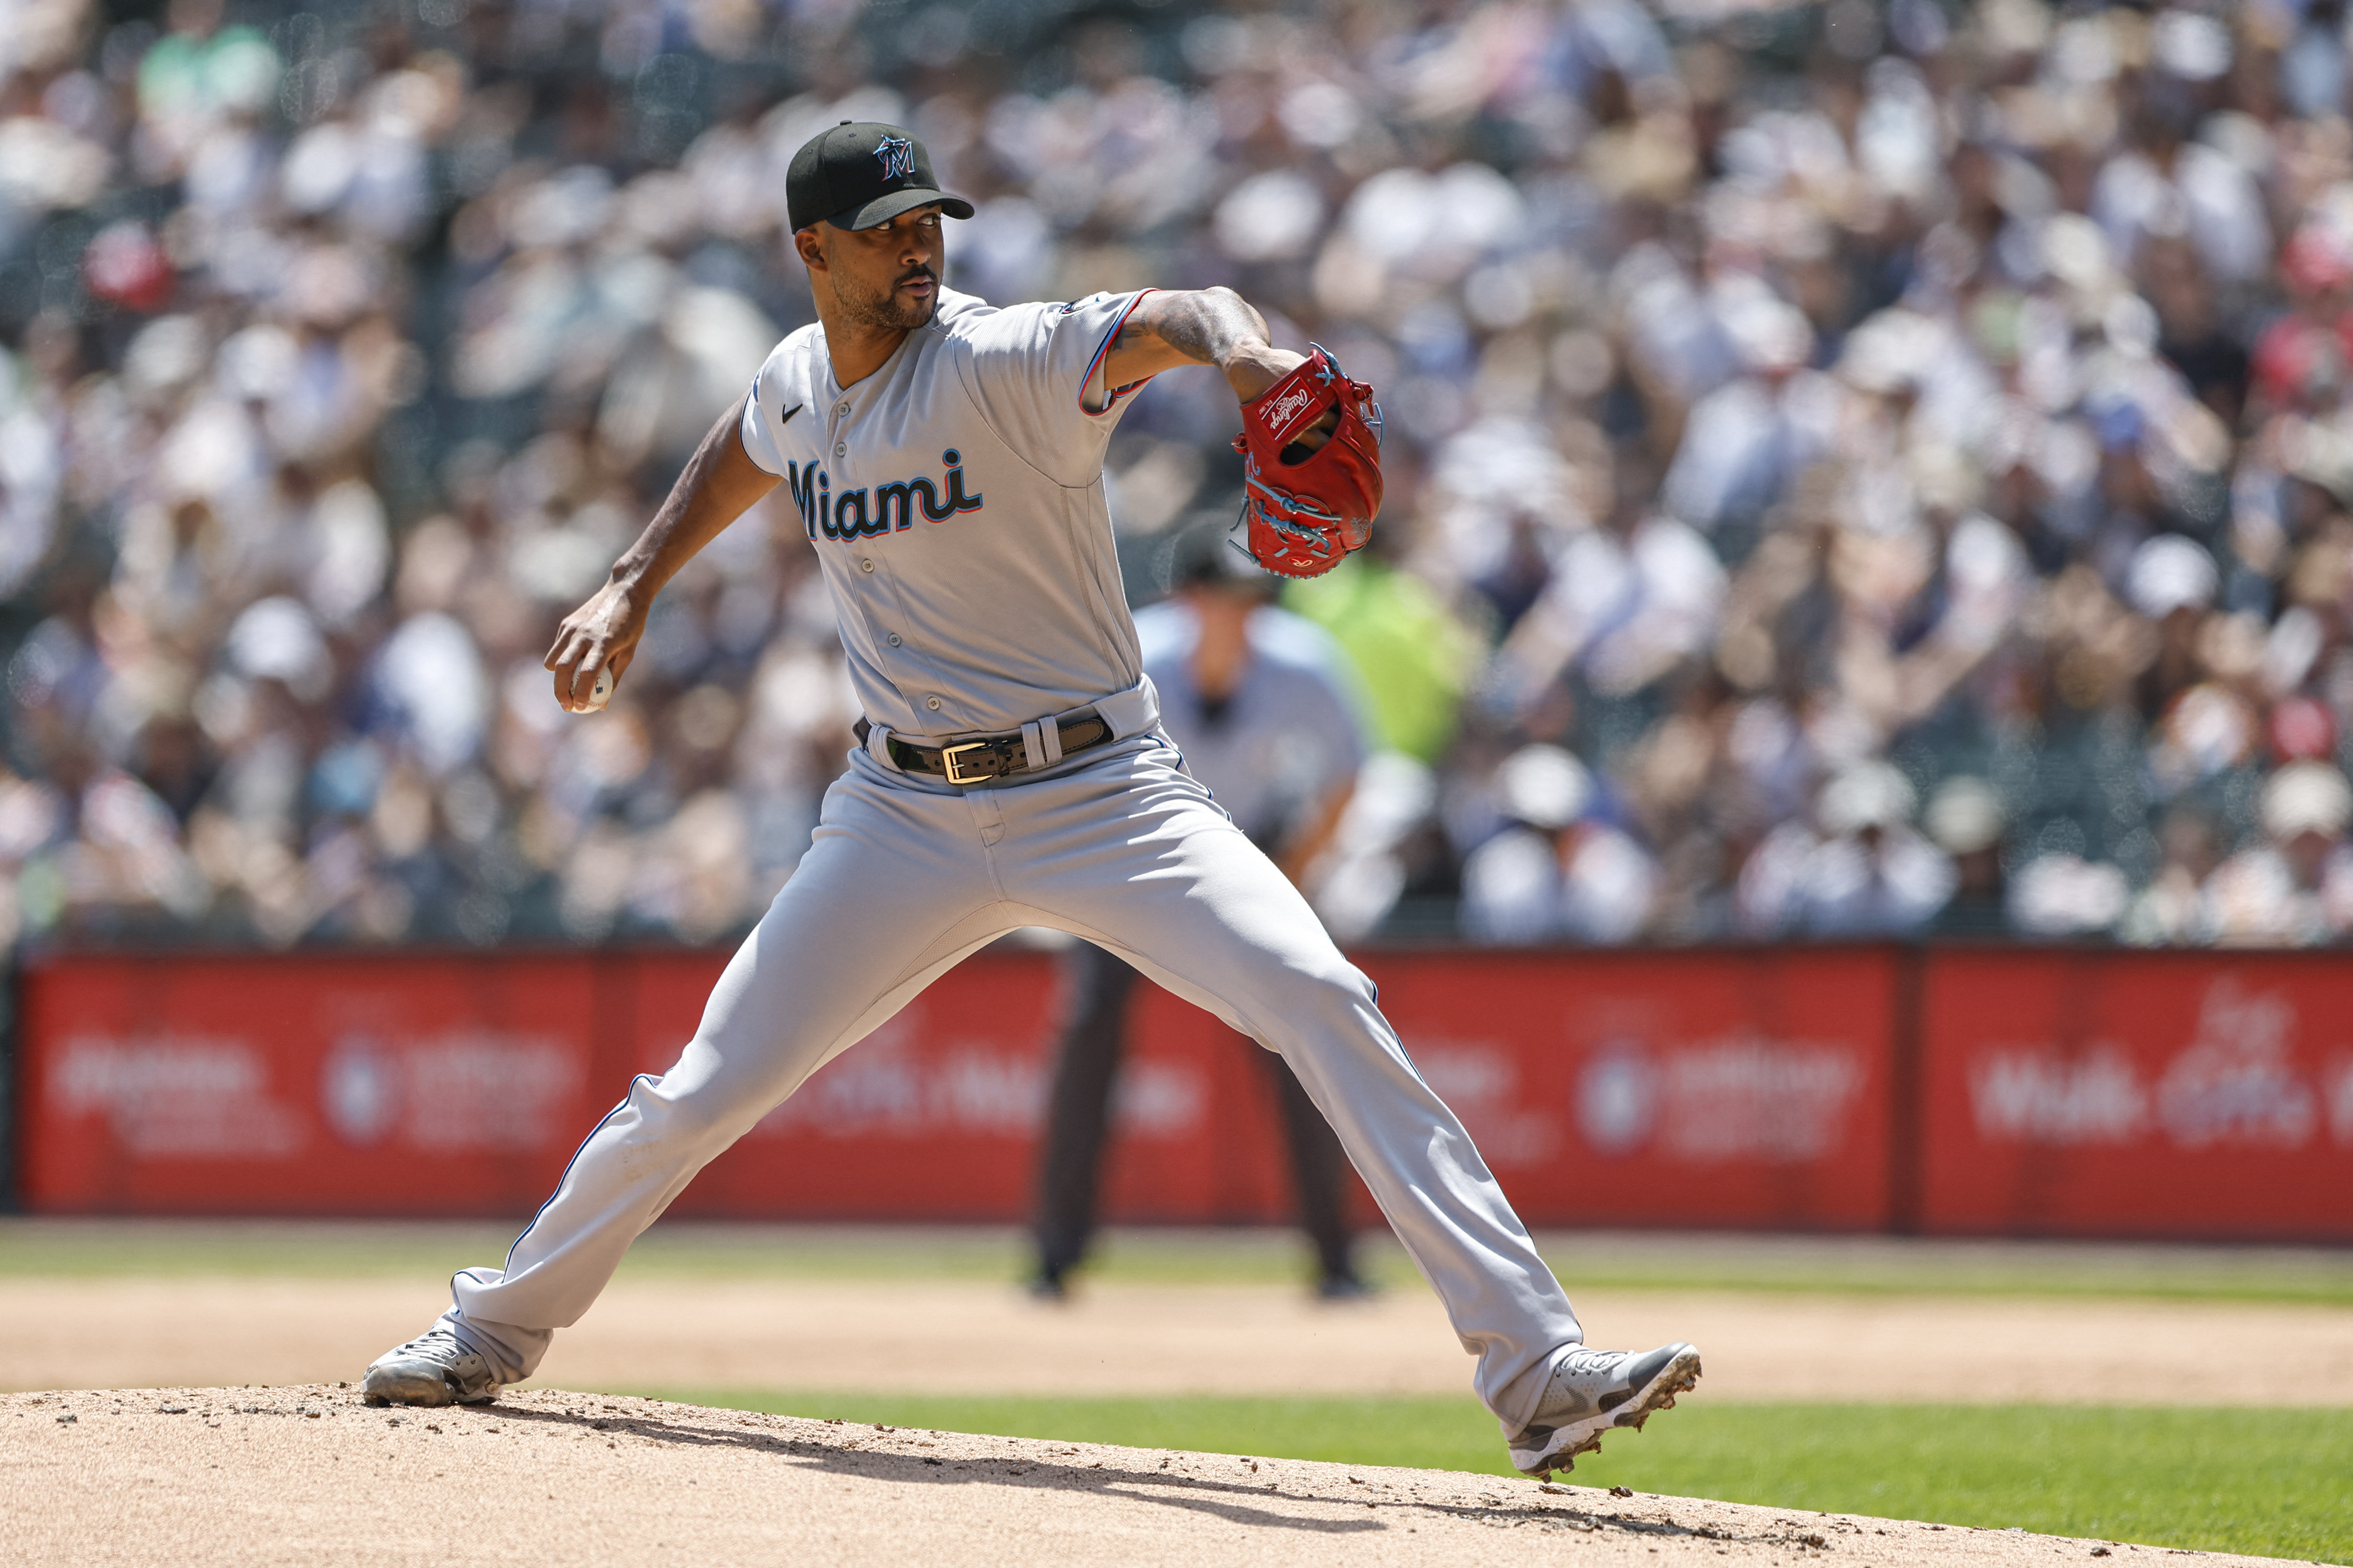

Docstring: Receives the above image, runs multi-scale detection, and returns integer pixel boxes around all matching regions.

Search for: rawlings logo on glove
[1229,344,1382,579]
[1262,386,1319,431]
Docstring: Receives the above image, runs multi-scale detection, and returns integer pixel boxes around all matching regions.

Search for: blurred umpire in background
[1031,523,1375,1300]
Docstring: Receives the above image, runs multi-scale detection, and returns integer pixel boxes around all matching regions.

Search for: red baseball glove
[1229,344,1382,579]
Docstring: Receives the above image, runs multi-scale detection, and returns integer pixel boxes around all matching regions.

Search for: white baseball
[585,665,613,710]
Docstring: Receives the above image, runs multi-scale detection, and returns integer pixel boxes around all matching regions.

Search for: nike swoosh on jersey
[779,402,804,425]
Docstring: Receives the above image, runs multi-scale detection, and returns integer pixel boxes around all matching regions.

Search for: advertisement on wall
[1919,950,2353,1239]
[19,952,615,1214]
[1359,948,1897,1229]
[629,946,1900,1229]
[16,944,1898,1227]
[27,943,2347,1236]
[15,946,1357,1222]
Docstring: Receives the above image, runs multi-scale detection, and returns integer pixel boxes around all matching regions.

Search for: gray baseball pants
[439,734,1585,1434]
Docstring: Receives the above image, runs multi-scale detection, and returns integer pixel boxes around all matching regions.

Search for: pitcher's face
[802,205,943,332]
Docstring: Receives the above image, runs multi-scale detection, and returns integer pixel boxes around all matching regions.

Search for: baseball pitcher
[361,121,1698,1481]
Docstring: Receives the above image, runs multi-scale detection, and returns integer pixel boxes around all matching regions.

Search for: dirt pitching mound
[4,1386,2258,1568]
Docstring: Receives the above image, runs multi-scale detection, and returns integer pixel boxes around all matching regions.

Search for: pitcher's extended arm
[545,395,779,711]
[1100,288,1334,448]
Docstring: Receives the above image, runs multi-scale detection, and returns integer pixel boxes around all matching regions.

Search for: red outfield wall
[1918,949,2353,1239]
[15,945,2353,1238]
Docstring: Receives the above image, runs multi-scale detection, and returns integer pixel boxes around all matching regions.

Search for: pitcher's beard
[839,272,938,332]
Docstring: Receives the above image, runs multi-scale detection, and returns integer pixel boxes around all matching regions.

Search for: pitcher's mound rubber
[4,1386,2248,1567]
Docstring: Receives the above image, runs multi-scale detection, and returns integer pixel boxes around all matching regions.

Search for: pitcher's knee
[1254,952,1380,1035]
[620,1021,838,1155]
[629,1063,765,1153]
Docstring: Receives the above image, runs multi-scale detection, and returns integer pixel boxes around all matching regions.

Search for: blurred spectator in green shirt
[1283,555,1478,766]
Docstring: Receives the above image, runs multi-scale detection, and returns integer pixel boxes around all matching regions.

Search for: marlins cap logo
[874,135,916,181]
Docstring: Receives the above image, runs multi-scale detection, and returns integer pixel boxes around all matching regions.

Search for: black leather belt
[855,712,1115,785]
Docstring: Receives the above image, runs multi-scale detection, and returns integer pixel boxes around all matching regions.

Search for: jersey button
[836,402,851,415]
[834,442,846,456]
[885,633,902,646]
[859,558,875,573]
[925,696,942,710]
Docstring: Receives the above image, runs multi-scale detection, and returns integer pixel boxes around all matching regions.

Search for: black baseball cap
[787,121,974,233]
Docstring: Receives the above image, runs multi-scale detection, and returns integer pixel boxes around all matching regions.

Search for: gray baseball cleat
[362,1327,502,1407]
[1508,1341,1701,1479]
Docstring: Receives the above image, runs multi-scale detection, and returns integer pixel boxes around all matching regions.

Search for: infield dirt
[1,1384,2271,1567]
[6,1275,2351,1403]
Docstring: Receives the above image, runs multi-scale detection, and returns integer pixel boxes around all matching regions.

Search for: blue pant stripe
[497,1073,658,1276]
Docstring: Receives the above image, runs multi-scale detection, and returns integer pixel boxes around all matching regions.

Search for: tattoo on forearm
[1125,288,1267,366]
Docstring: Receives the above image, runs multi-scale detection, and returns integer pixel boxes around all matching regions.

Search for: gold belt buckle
[940,739,990,786]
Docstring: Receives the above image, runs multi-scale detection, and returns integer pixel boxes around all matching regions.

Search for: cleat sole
[1512,1346,1702,1479]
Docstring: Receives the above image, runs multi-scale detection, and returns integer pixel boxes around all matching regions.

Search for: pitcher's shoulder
[752,325,826,391]
[927,286,999,333]
[768,322,827,366]
[933,289,1096,348]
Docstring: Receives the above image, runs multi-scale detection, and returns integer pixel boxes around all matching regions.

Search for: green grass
[627,1392,2353,1564]
[5,1219,2352,1304]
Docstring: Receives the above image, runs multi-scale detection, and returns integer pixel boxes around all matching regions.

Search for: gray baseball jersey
[738,286,1153,740]
[422,283,1588,1446]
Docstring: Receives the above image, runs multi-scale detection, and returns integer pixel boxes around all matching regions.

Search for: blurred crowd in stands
[5,0,2353,952]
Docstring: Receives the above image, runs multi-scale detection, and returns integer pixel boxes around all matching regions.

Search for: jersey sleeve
[737,338,802,477]
[951,291,1158,488]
